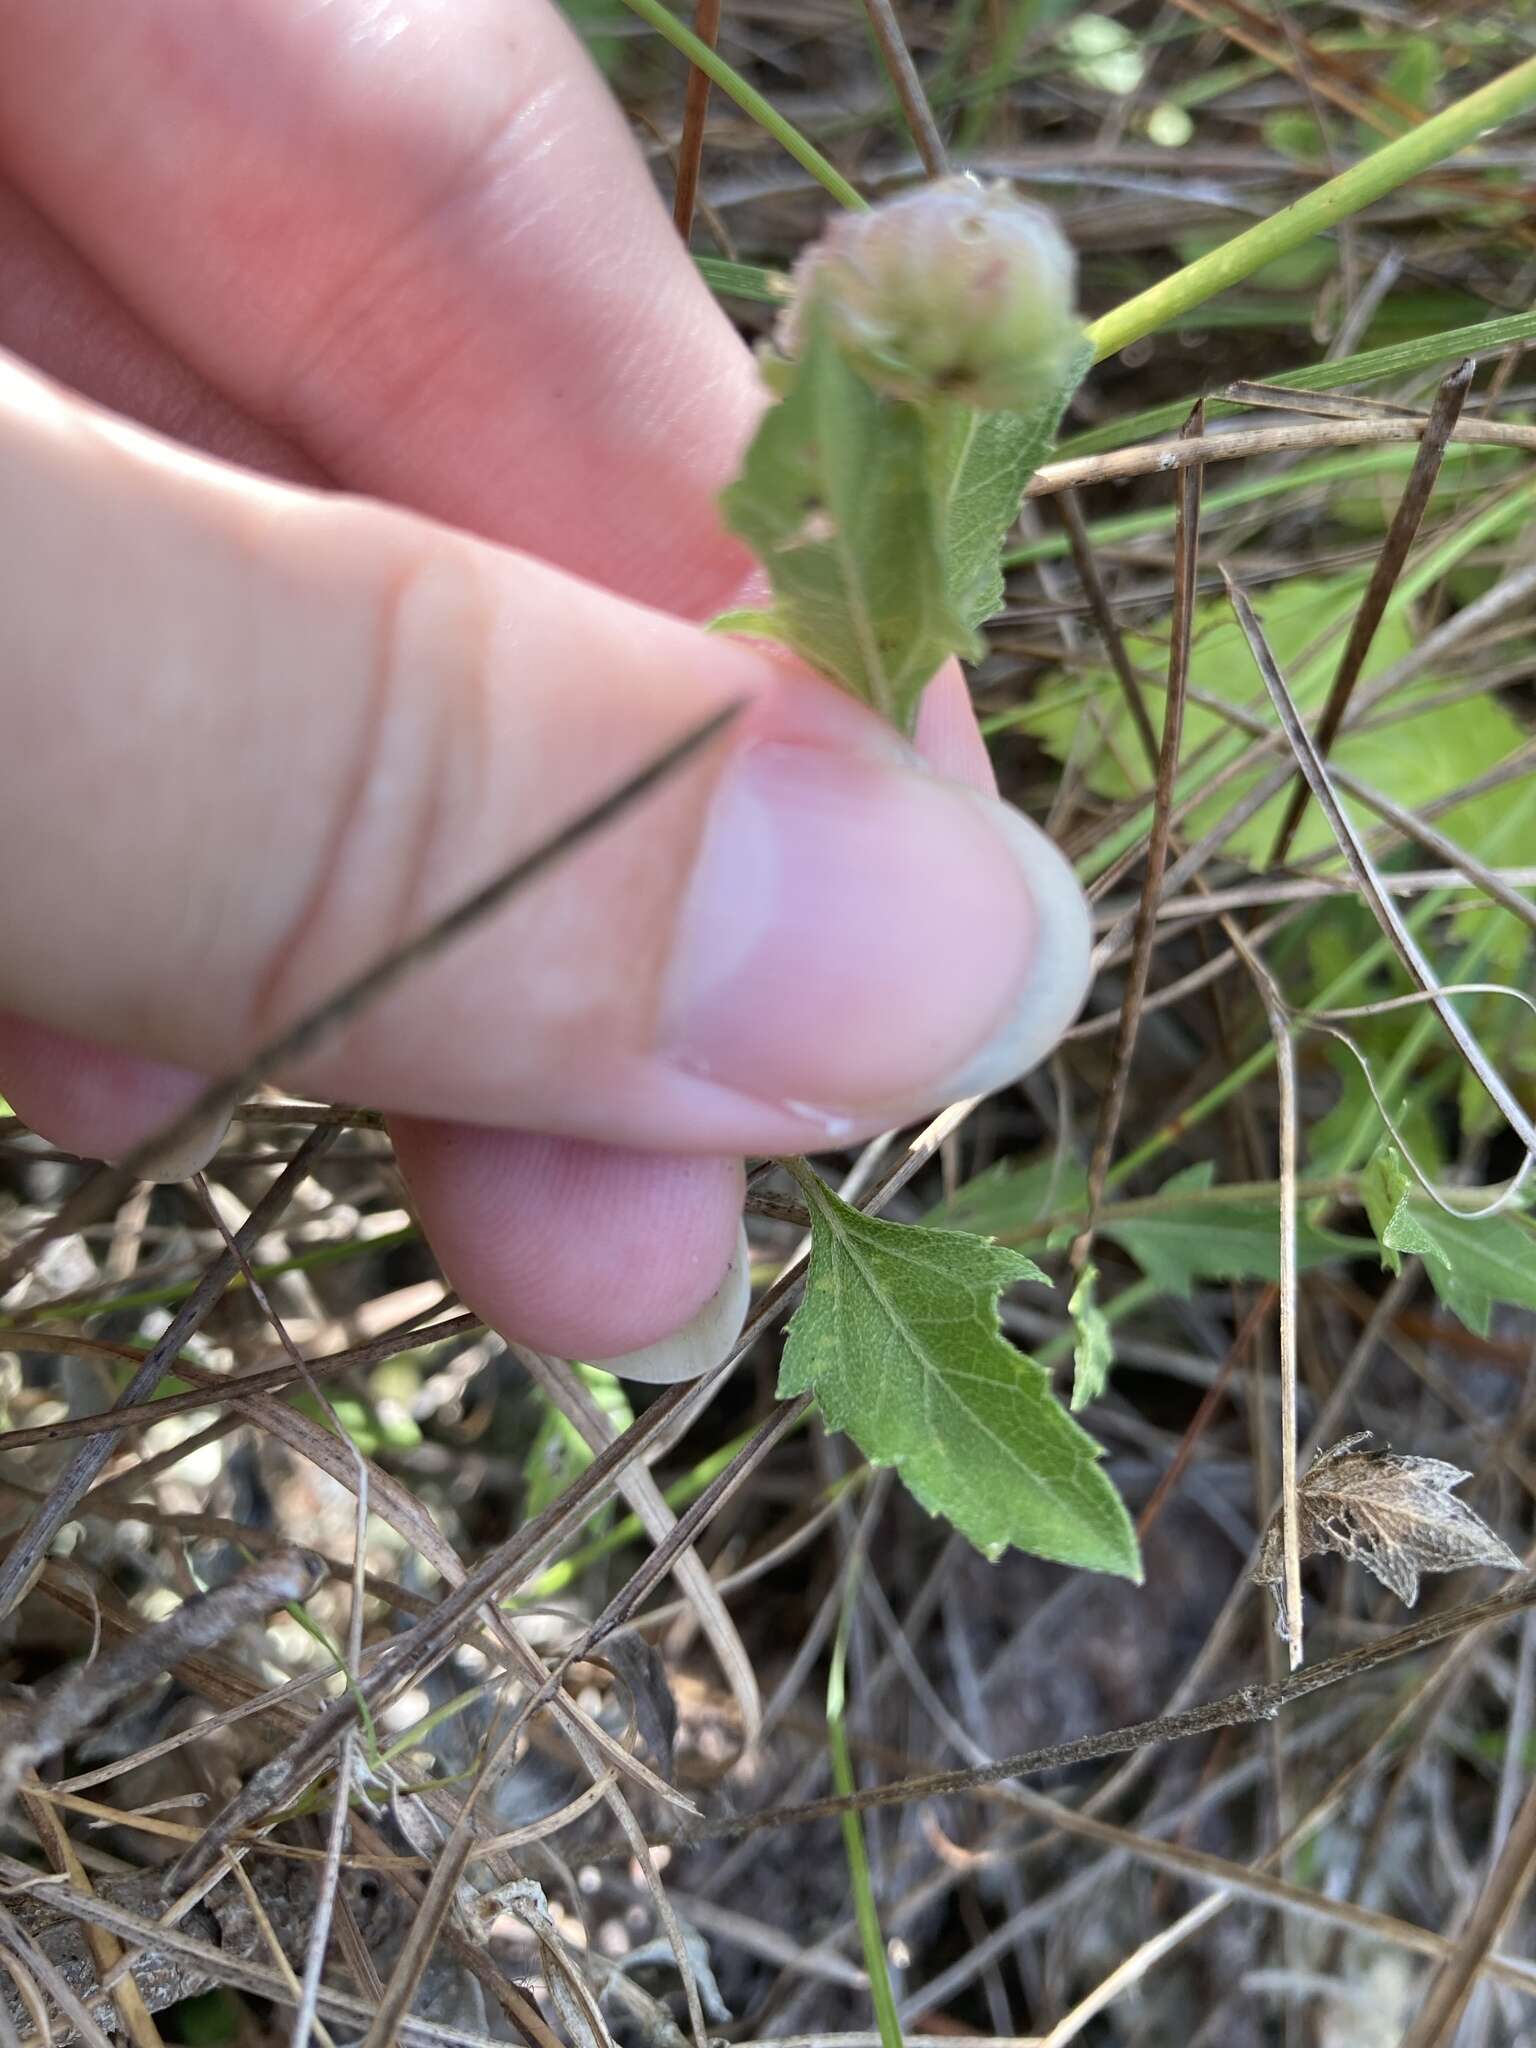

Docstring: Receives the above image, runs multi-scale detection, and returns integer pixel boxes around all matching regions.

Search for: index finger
[0,0,760,615]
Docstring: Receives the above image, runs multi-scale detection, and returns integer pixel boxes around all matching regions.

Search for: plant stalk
[1088,55,1536,362]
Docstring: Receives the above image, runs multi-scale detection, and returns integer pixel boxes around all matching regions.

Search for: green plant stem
[618,0,867,211]
[694,254,790,303]
[1000,1175,1360,1243]
[827,1560,904,2048]
[1086,55,1536,362]
[280,1598,382,1767]
[1107,912,1432,1190]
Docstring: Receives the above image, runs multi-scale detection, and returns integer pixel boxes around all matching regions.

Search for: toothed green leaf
[781,1170,1140,1577]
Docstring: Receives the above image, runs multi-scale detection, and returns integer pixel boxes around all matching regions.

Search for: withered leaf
[1253,1433,1521,1646]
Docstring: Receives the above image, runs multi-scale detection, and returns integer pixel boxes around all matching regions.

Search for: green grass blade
[695,255,791,303]
[828,1561,905,2048]
[617,0,867,211]
[1087,54,1536,362]
[1059,308,1536,462]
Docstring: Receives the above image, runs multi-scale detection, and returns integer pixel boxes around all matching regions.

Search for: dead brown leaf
[1254,1433,1522,1652]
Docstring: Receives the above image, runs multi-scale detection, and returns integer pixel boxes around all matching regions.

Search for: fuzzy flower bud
[776,174,1083,412]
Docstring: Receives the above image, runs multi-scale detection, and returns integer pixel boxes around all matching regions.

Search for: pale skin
[0,0,1090,1373]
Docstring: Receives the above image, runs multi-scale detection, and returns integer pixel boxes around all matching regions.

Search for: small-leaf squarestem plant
[718,176,1139,1583]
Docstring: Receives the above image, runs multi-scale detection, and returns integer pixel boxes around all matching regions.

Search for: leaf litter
[1254,1433,1522,1655]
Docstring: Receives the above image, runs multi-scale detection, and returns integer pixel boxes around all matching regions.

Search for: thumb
[0,355,1089,1154]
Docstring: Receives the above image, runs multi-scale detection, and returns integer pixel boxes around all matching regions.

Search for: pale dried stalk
[1399,1756,1536,2043]
[512,1345,762,1739]
[1218,914,1304,1665]
[18,1786,164,2048]
[1027,412,1536,498]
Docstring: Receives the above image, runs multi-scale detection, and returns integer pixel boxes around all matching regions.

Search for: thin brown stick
[1053,489,1161,777]
[861,0,949,176]
[167,1375,696,1887]
[671,0,720,239]
[1224,380,1426,422]
[1071,400,1202,1272]
[1399,1770,1536,2045]
[1137,1287,1276,1539]
[0,1907,118,2048]
[1156,710,1536,945]
[18,1785,165,2048]
[264,1106,976,1915]
[1269,357,1474,861]
[514,1345,763,1737]
[182,1184,364,2048]
[0,1553,318,1813]
[1164,0,1418,135]
[998,1778,1536,2004]
[0,1312,482,1454]
[1220,921,1304,1665]
[0,1856,488,2048]
[683,1576,1536,1845]
[345,1814,563,2048]
[1345,557,1536,709]
[1098,866,1536,926]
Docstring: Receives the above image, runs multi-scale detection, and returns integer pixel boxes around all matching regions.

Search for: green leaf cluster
[936,1155,1364,1294]
[1017,575,1530,868]
[1362,1144,1536,1336]
[719,304,1088,731]
[1100,1162,1366,1295]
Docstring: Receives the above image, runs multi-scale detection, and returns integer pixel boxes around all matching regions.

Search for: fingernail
[119,1086,238,1182]
[597,1221,751,1384]
[661,744,1090,1121]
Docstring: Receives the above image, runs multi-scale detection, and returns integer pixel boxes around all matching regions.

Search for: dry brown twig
[1071,399,1203,1275]
[643,1575,1536,1849]
[671,0,721,240]
[0,1130,338,1622]
[1267,356,1474,860]
[861,0,948,177]
[0,1552,318,1815]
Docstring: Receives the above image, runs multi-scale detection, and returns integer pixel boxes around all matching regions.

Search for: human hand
[0,0,1090,1378]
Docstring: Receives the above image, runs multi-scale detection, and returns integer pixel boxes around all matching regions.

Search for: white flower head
[776,174,1083,411]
